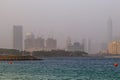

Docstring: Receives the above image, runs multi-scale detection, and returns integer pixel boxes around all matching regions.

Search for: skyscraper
[13,25,23,51]
[107,17,113,43]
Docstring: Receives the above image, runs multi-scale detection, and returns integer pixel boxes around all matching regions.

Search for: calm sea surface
[0,57,120,80]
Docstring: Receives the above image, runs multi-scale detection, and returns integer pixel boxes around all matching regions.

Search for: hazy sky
[0,0,120,50]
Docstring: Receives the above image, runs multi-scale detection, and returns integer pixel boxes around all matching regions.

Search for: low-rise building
[108,41,120,54]
[66,41,84,52]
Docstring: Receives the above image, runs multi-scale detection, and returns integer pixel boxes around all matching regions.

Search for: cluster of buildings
[66,42,84,52]
[13,25,57,52]
[66,38,84,52]
[25,33,57,52]
[13,25,91,53]
[13,26,86,52]
[13,16,120,54]
[100,17,120,55]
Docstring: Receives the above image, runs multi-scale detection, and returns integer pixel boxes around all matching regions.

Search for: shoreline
[0,55,43,61]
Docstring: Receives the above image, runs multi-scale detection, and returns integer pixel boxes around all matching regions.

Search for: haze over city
[0,0,120,53]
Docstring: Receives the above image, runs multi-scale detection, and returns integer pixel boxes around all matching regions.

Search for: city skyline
[0,20,119,53]
[0,19,119,54]
[1,0,120,53]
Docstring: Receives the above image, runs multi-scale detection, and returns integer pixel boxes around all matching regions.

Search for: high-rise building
[34,37,45,49]
[13,25,23,51]
[46,38,57,51]
[82,39,91,53]
[24,33,35,52]
[107,17,113,43]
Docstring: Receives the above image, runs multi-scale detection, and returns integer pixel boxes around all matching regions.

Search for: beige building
[108,41,120,54]
[24,33,45,52]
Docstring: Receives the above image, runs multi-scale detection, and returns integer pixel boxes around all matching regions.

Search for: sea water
[0,57,120,80]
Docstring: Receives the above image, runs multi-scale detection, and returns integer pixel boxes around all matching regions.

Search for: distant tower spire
[107,16,113,43]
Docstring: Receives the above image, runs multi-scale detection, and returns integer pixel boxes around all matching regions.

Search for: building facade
[34,37,45,50]
[46,38,57,51]
[13,25,23,51]
[108,41,120,54]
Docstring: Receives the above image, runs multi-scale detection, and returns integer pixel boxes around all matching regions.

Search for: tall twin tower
[107,17,113,43]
